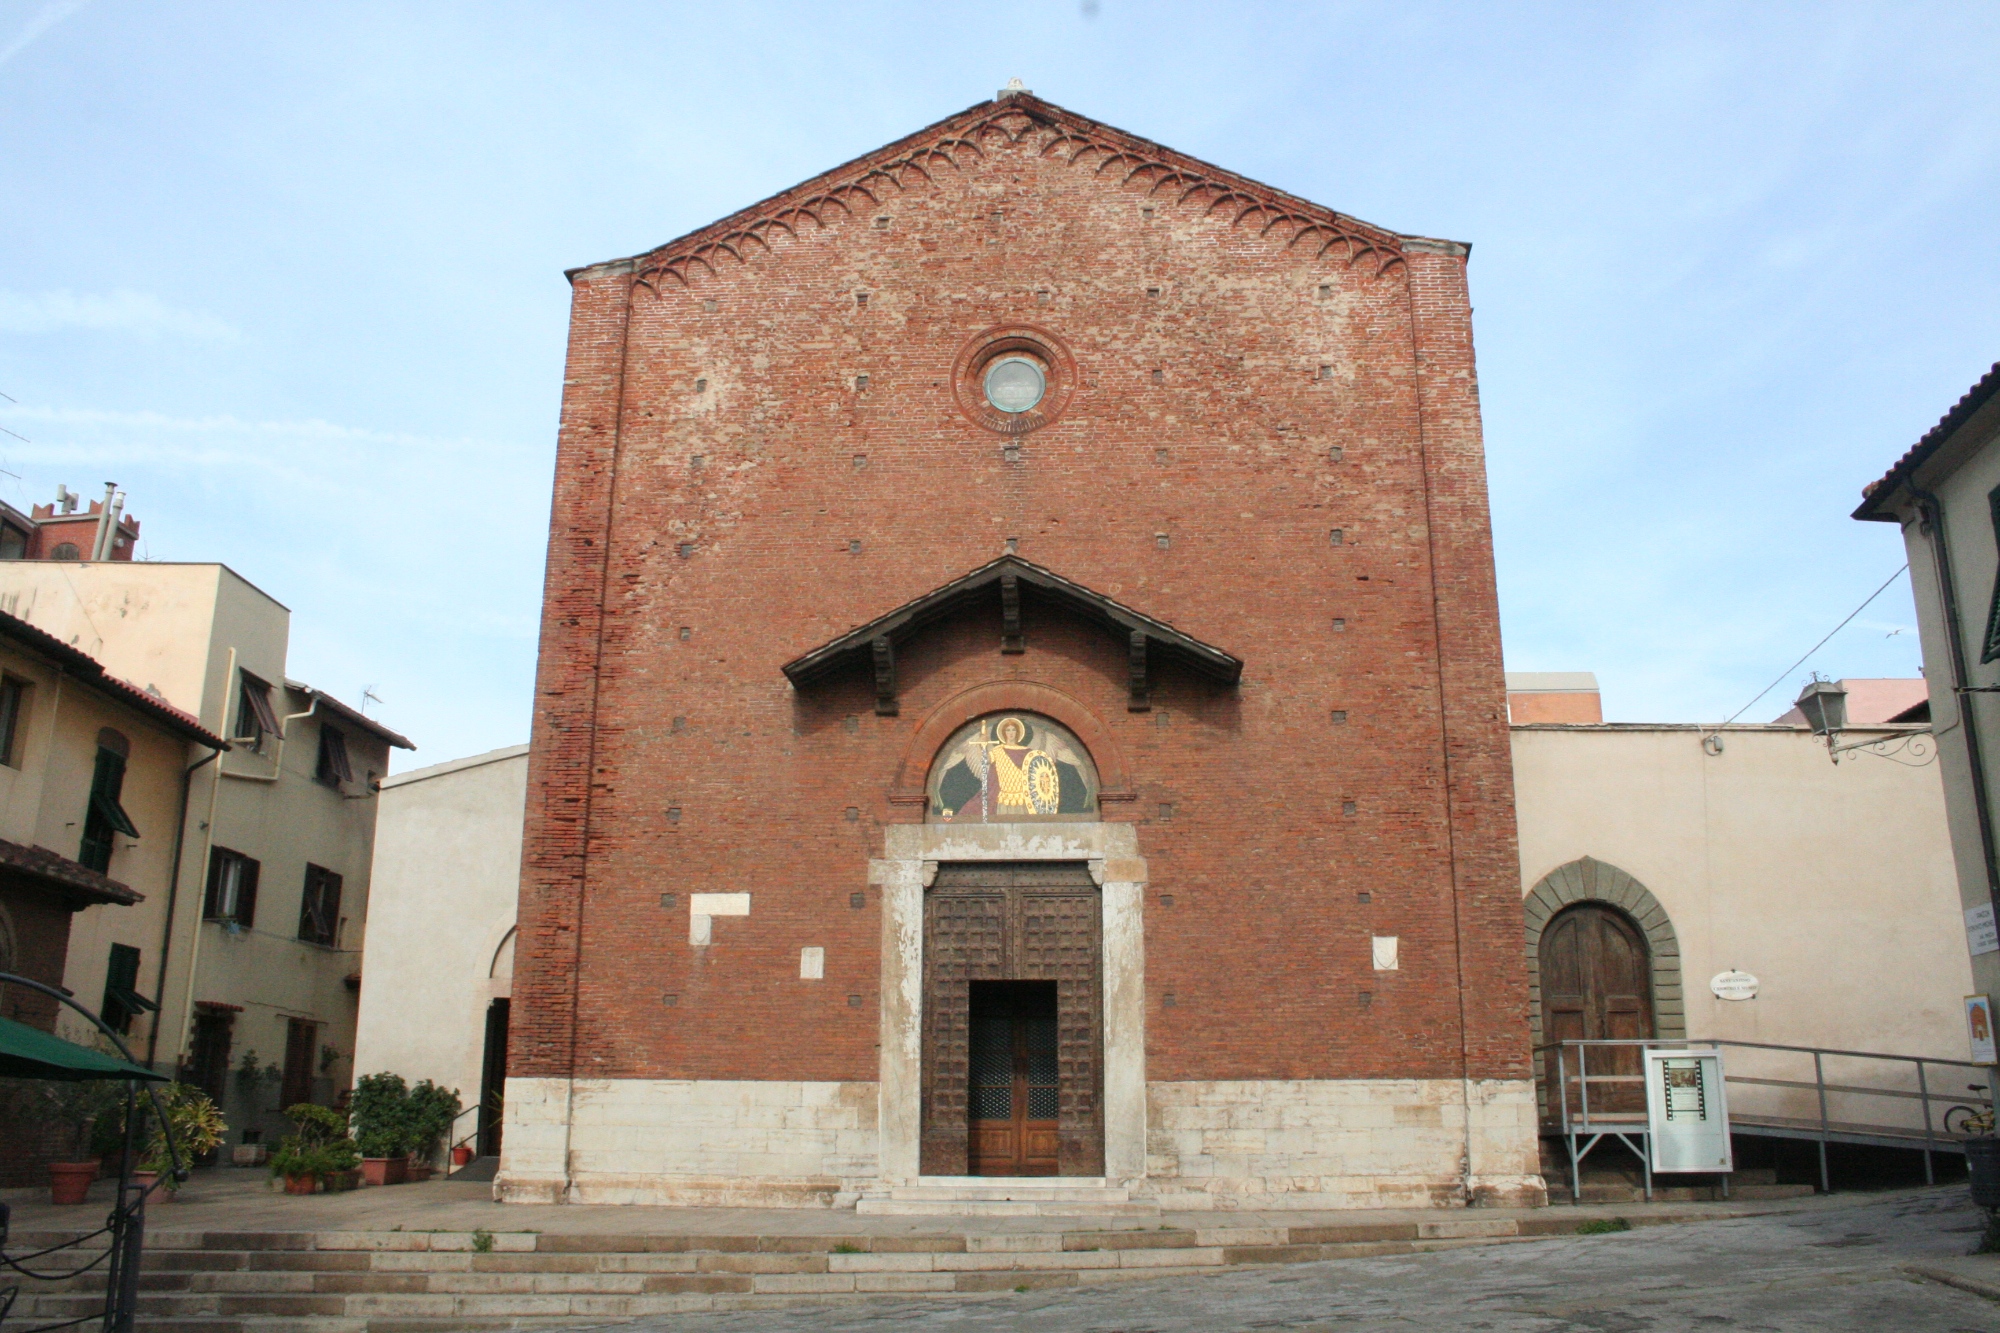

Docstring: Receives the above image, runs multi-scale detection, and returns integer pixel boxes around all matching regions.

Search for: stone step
[857,1176,1157,1216]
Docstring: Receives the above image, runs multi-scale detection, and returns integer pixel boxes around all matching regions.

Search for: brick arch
[1523,856,1685,1051]
[889,681,1134,813]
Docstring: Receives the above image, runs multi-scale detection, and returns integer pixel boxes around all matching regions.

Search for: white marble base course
[496,1077,879,1207]
[1141,1078,1544,1209]
[495,1075,1541,1210]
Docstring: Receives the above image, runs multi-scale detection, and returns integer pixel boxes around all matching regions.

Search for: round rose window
[983,357,1046,414]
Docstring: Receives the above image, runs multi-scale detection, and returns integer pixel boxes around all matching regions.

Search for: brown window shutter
[238,858,260,929]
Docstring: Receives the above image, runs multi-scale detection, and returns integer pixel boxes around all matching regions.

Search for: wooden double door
[922,862,1102,1177]
[1538,903,1654,1115]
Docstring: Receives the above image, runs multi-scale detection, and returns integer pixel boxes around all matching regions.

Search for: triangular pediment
[781,555,1241,715]
[572,93,1429,291]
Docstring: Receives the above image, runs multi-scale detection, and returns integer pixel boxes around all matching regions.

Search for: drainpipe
[1909,484,2000,926]
[146,744,221,1069]
[220,692,318,785]
[174,649,236,1066]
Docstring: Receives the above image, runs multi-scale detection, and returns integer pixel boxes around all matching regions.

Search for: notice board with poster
[1644,1048,1732,1174]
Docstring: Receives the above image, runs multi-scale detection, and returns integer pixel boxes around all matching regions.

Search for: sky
[2,1,1996,768]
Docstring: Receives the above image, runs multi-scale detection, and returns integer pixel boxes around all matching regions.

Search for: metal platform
[1536,1037,1994,1197]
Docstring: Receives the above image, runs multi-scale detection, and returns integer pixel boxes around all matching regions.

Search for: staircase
[856,1176,1158,1217]
[8,1212,1643,1331]
[448,1155,500,1183]
[1539,1137,1815,1204]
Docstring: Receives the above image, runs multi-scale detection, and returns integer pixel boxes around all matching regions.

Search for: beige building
[1509,673,1972,1141]
[1854,360,2000,1049]
[0,556,412,1147]
[353,743,528,1167]
[0,610,226,1184]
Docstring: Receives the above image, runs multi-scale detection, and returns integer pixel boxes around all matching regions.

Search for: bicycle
[1943,1086,1996,1136]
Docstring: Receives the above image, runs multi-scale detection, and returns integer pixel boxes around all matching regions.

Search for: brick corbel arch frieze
[887,681,1134,818]
[626,96,1406,298]
[1523,856,1686,1052]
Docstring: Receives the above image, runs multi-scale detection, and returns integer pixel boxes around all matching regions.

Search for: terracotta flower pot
[451,1146,474,1167]
[359,1156,408,1187]
[133,1170,171,1202]
[406,1161,433,1182]
[48,1161,97,1205]
[283,1173,318,1195]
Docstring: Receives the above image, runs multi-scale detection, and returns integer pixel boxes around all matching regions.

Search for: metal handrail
[1533,1037,1994,1195]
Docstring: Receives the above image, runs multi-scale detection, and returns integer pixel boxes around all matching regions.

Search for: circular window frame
[952,325,1077,436]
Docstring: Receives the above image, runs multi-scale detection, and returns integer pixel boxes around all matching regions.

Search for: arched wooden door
[1539,903,1653,1115]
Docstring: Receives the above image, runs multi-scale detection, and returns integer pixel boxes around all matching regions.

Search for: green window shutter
[1983,485,2000,665]
[80,747,134,872]
[100,942,154,1034]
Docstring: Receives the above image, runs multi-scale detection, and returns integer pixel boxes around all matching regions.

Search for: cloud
[0,0,90,69]
[0,289,238,340]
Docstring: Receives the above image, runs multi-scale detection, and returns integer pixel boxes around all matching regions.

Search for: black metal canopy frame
[0,972,187,1333]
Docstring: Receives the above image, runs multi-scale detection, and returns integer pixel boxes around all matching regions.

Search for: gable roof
[575,91,1440,292]
[781,555,1243,695]
[1855,359,2000,521]
[0,609,227,751]
[285,679,415,751]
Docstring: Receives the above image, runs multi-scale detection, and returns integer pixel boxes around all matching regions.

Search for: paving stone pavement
[597,1189,1999,1332]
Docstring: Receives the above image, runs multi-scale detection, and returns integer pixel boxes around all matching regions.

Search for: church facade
[499,89,1542,1211]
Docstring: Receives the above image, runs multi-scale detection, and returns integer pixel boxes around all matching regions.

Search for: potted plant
[44,1080,120,1204]
[404,1080,461,1181]
[349,1072,412,1184]
[135,1083,226,1201]
[269,1103,359,1194]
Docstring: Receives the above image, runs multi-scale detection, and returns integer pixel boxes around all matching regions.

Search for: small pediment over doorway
[778,555,1243,716]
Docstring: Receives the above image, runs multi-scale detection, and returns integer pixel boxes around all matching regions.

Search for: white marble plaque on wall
[1709,970,1759,1001]
[1967,904,1999,957]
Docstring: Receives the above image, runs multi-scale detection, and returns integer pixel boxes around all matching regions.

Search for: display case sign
[1968,995,1996,1065]
[1644,1048,1732,1174]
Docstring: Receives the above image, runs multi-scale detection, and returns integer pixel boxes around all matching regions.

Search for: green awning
[0,1014,168,1081]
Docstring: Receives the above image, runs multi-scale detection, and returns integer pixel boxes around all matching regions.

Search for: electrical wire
[1718,564,1911,726]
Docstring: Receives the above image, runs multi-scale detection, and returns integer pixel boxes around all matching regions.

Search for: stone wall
[498,1074,1542,1211]
[498,1077,880,1207]
[1143,1078,1544,1210]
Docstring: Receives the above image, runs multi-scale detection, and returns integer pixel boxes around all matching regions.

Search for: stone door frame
[872,822,1146,1187]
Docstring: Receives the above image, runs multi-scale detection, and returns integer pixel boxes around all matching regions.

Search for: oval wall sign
[1710,970,1760,1001]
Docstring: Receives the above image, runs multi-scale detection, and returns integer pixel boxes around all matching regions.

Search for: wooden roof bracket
[1128,631,1150,712]
[873,637,898,716]
[1000,572,1024,654]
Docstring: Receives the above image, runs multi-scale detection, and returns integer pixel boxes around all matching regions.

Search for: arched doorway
[1538,903,1653,1112]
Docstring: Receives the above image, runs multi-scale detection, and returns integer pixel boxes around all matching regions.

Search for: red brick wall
[514,96,1531,1089]
[0,885,81,1186]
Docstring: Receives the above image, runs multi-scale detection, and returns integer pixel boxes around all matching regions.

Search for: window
[314,725,352,788]
[203,847,260,926]
[80,732,138,874]
[0,524,25,559]
[51,541,80,561]
[100,942,156,1034]
[298,864,343,947]
[281,1017,320,1109]
[233,671,280,749]
[0,675,27,767]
